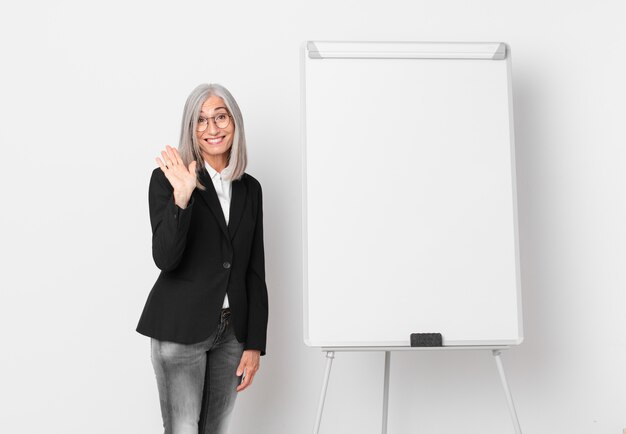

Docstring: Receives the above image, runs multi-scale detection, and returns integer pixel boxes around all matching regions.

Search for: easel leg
[313,351,335,434]
[382,351,391,434]
[492,350,522,434]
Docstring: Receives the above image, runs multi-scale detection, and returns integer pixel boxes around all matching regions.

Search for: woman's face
[196,95,235,162]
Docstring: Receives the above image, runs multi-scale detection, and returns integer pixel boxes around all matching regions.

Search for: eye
[215,113,227,122]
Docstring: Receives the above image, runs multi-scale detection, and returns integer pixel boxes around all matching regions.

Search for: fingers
[158,145,179,168]
[161,150,175,168]
[156,147,197,193]
[236,368,256,392]
[168,145,184,166]
[236,351,260,392]
[236,360,249,390]
[236,359,245,377]
[156,145,186,171]
[156,157,167,171]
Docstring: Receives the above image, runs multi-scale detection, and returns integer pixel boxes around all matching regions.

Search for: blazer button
[223,261,231,269]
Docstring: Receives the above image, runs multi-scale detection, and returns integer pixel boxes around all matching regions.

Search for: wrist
[173,190,192,209]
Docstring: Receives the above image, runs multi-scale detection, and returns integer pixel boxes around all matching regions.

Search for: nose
[206,117,220,135]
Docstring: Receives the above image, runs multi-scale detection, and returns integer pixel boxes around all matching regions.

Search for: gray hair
[178,83,248,188]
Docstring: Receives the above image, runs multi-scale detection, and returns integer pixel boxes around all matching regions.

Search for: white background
[1,1,624,433]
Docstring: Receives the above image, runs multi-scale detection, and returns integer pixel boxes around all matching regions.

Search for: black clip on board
[410,333,443,347]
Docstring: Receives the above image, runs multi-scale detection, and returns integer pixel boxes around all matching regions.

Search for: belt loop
[220,308,231,328]
[221,307,231,319]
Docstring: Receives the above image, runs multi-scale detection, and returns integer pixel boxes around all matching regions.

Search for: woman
[136,83,268,434]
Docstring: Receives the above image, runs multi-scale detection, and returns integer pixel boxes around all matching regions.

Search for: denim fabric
[151,310,245,434]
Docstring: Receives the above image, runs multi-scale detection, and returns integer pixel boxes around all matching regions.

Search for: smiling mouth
[205,136,225,145]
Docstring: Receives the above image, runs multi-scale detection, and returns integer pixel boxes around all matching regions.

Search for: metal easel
[313,346,522,434]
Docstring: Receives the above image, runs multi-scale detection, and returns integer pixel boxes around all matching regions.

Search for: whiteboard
[302,41,522,347]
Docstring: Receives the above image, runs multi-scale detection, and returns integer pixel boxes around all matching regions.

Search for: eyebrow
[200,106,229,115]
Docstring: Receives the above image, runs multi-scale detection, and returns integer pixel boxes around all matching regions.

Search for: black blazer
[136,166,268,355]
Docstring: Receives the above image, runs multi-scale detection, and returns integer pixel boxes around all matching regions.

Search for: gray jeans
[151,310,245,434]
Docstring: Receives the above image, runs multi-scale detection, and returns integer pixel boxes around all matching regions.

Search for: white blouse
[205,161,232,309]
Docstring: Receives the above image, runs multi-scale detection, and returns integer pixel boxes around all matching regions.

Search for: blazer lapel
[228,177,247,240]
[197,168,230,239]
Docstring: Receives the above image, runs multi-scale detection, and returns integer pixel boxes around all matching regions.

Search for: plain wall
[1,1,624,433]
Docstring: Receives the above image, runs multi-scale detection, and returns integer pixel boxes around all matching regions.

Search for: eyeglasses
[196,113,232,131]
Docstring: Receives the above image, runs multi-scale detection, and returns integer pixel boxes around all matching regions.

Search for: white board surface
[302,41,522,347]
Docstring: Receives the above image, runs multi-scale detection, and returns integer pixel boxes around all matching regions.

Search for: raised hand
[155,145,198,208]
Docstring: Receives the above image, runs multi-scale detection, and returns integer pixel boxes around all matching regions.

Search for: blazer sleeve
[245,183,269,355]
[148,168,195,271]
